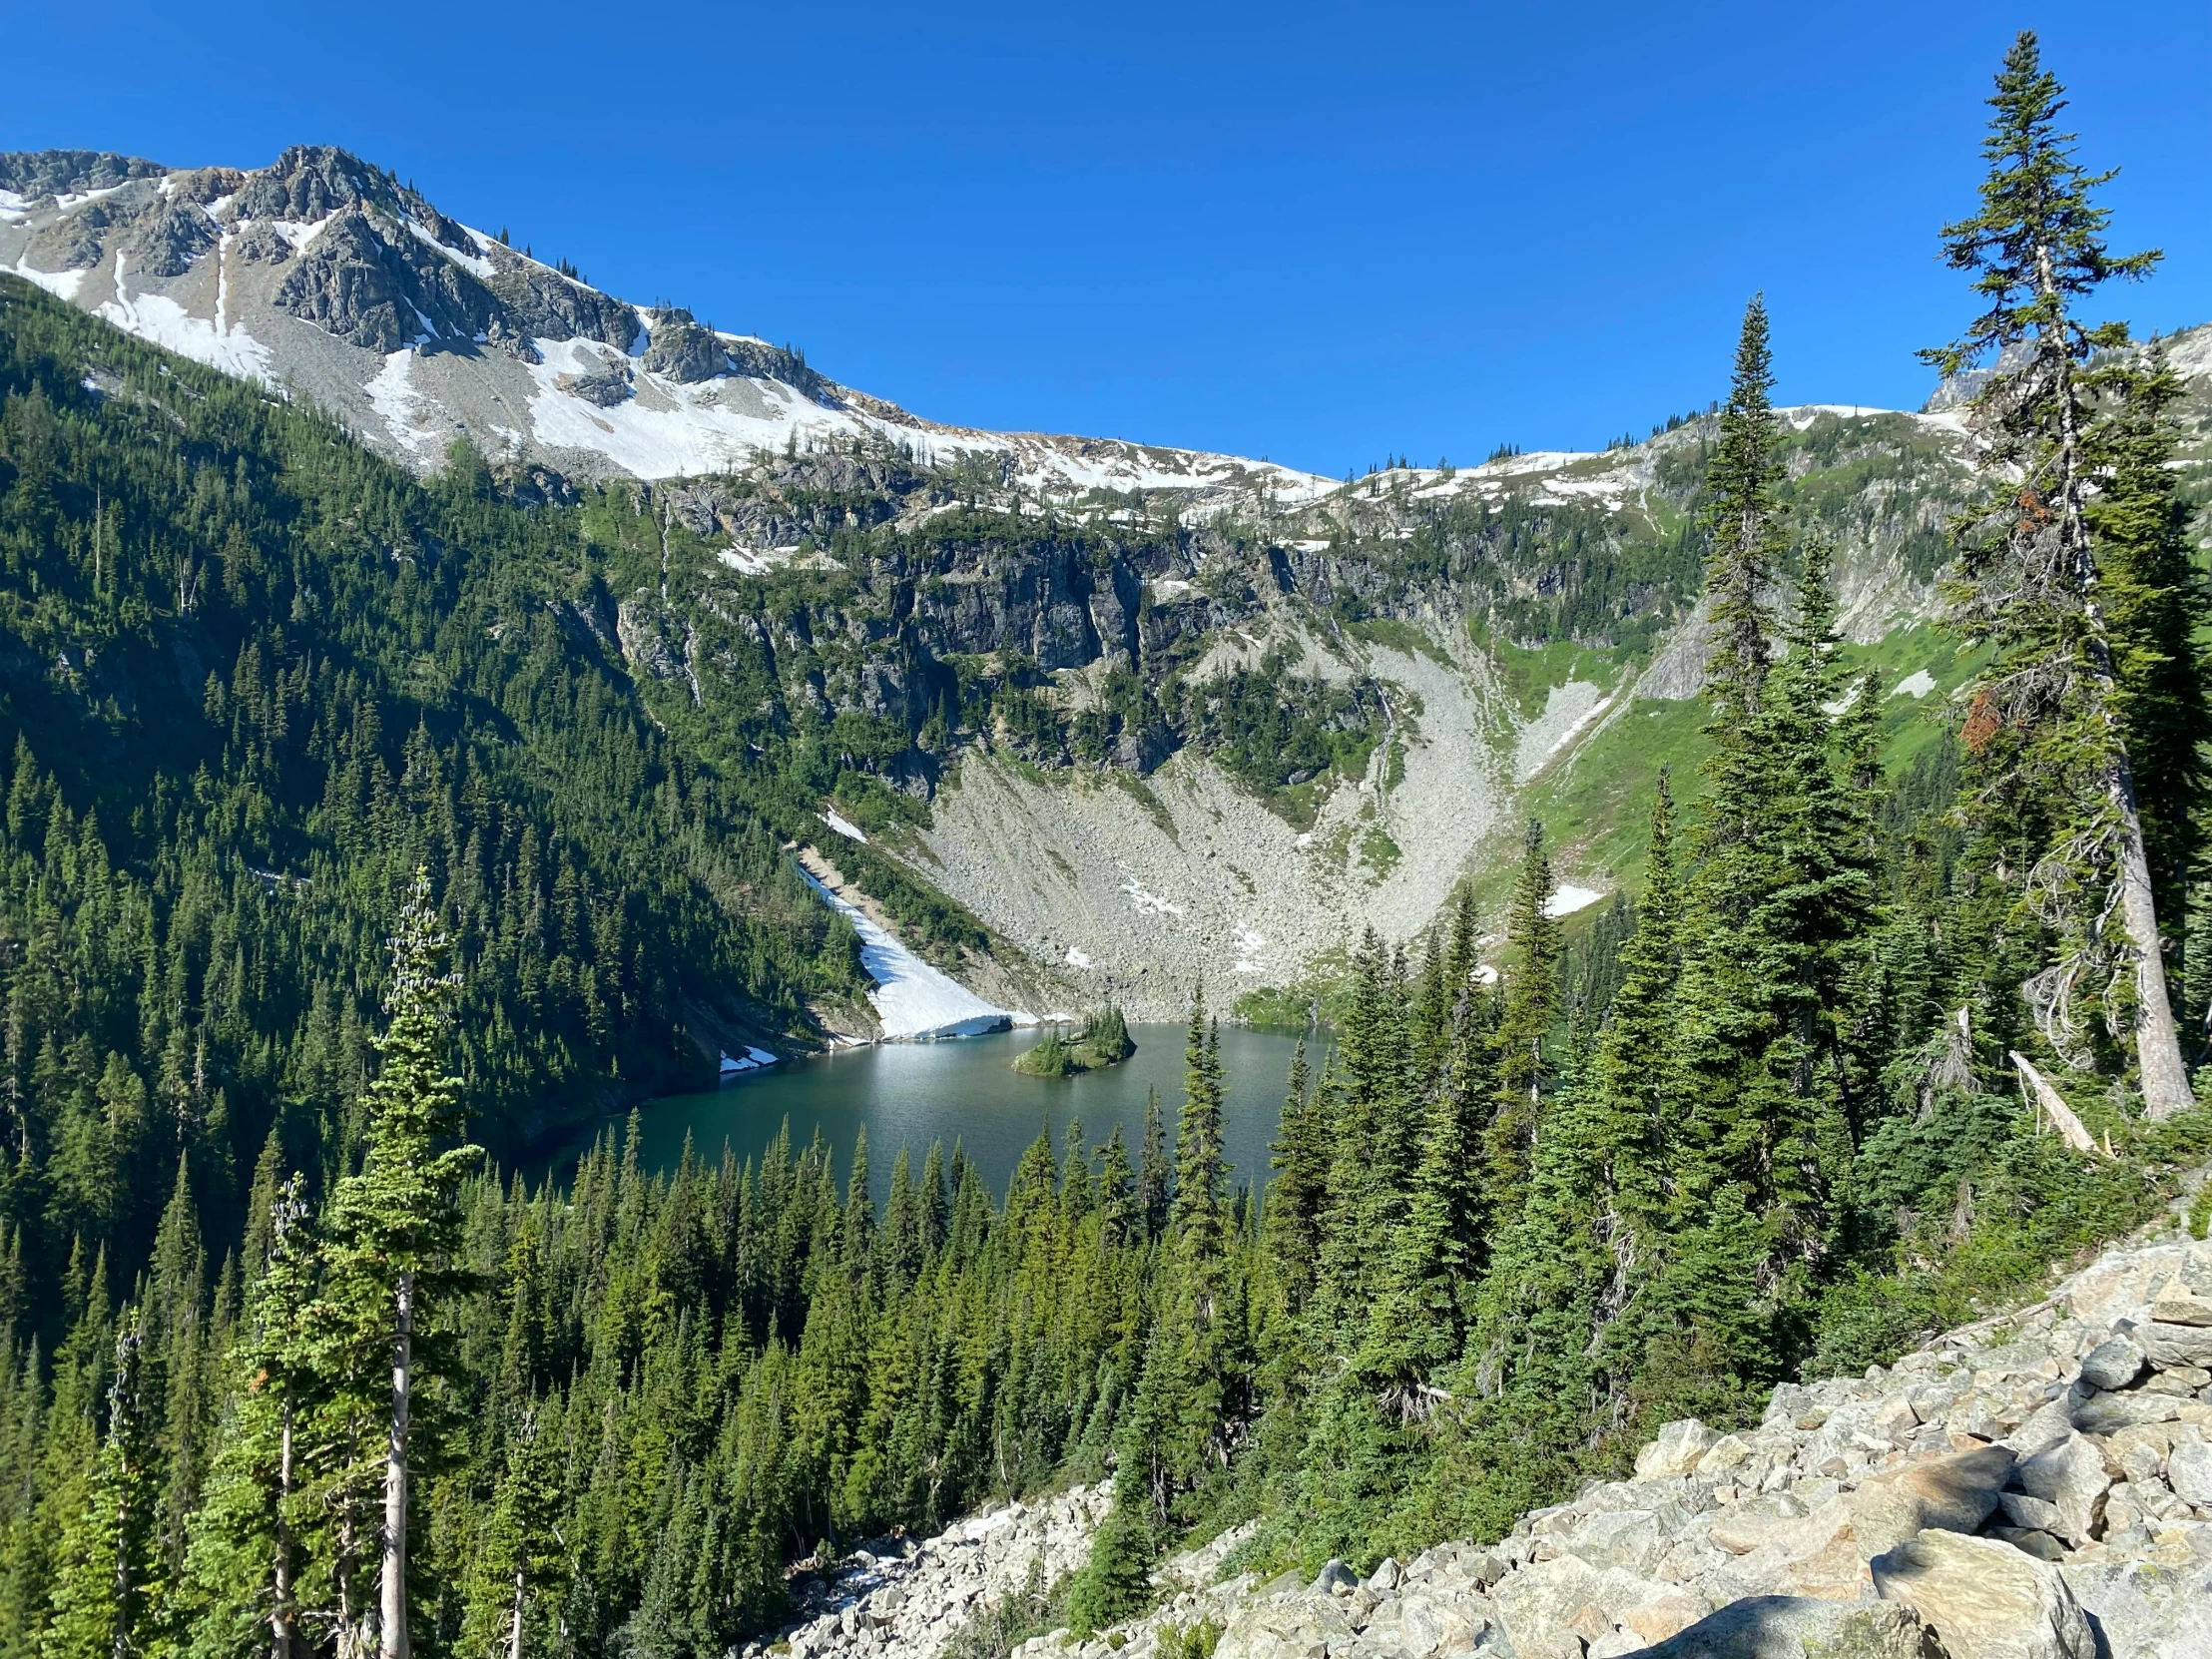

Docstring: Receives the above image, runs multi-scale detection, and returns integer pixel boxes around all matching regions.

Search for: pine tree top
[1923,30,2158,385]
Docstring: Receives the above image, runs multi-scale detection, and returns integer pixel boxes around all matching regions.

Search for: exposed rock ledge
[770,1211,2212,1659]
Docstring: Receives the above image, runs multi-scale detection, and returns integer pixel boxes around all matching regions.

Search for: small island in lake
[1013,1006,1136,1077]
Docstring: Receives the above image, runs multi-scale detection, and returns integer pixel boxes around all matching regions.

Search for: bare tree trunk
[113,1469,132,1659]
[2036,247,2194,1122]
[274,1397,296,1659]
[382,1268,412,1659]
[336,1493,364,1659]
[508,1563,527,1659]
[2110,759,2194,1118]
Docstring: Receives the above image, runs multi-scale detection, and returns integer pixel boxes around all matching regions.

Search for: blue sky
[6,2,2206,476]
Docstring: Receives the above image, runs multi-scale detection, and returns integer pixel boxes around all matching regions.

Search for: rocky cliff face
[7,139,2208,1014]
[769,1205,2212,1659]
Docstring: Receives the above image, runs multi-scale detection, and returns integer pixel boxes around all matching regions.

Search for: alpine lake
[549,1023,1317,1202]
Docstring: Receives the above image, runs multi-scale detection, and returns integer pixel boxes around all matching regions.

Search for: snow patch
[798,867,1009,1040]
[718,1046,779,1076]
[1231,926,1267,974]
[823,809,868,843]
[1891,669,1936,700]
[1120,880,1186,918]
[12,260,90,301]
[96,253,276,384]
[1543,884,1606,919]
[718,544,803,574]
[406,219,497,280]
[1064,946,1094,969]
[363,351,448,461]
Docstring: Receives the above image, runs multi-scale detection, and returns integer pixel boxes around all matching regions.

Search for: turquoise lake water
[552,1023,1318,1202]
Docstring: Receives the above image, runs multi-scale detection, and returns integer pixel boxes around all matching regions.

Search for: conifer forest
[0,31,2209,1659]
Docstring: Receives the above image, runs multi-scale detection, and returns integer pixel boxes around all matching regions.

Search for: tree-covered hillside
[0,275,876,1325]
[1,32,2210,1659]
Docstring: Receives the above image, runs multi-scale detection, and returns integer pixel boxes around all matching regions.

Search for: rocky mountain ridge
[755,1196,2212,1659]
[0,145,1330,504]
[9,141,2211,1020]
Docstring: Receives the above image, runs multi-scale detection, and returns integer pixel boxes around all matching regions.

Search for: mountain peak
[0,143,1334,504]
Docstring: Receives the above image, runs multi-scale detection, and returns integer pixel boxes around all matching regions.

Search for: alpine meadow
[2,26,2212,1659]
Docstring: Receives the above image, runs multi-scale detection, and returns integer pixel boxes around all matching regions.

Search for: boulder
[2076,1335,2145,1392]
[1870,1529,2094,1659]
[1637,1421,1721,1482]
[1700,1435,1753,1476]
[2127,1319,2212,1371]
[1995,1493,2065,1534]
[2059,1241,2192,1326]
[2167,1431,2212,1508]
[1618,1596,1939,1659]
[1850,1443,2015,1557]
[2058,1558,2212,1659]
[1567,1509,1666,1574]
[1709,1495,1808,1557]
[1212,1597,1354,1659]
[1728,1497,1868,1602]
[1310,1559,1358,1596]
[2072,1390,2180,1434]
[2149,1291,2212,1328]
[1356,1591,1484,1659]
[2014,1433,2111,1547]
[1491,1555,1679,1659]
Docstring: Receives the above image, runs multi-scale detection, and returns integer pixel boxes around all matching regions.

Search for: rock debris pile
[788,1219,2212,1659]
[750,1486,1113,1659]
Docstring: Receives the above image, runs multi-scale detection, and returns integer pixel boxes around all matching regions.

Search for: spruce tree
[309,872,480,1659]
[2088,343,2209,969]
[1136,1089,1170,1242]
[1168,992,1228,1278]
[1924,30,2188,1116]
[42,1324,159,1659]
[1262,1043,1327,1314]
[1700,294,1787,725]
[1488,821,1558,1200]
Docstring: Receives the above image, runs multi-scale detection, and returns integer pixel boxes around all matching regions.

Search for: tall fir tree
[1487,822,1558,1206]
[2087,343,2210,993]
[1923,29,2188,1116]
[309,872,480,1659]
[41,1324,160,1659]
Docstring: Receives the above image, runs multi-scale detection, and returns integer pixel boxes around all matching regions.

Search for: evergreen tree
[1136,1090,1169,1242]
[1488,821,1558,1199]
[1699,294,1787,725]
[1168,992,1228,1275]
[1923,29,2188,1116]
[2087,343,2210,983]
[1587,773,1682,1262]
[1262,1043,1326,1315]
[309,872,480,1659]
[42,1323,159,1659]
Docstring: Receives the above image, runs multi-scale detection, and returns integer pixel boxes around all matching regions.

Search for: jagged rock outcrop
[274,207,500,350]
[0,149,165,198]
[477,242,640,349]
[232,143,381,221]
[642,307,730,381]
[123,198,221,277]
[774,1213,2212,1659]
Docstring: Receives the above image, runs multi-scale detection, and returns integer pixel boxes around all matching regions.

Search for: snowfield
[798,869,1010,1041]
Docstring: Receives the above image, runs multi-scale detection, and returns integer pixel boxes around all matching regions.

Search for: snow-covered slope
[0,146,1334,505]
[796,869,1012,1041]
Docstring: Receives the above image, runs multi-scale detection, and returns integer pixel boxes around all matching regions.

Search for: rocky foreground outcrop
[774,1211,2212,1659]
